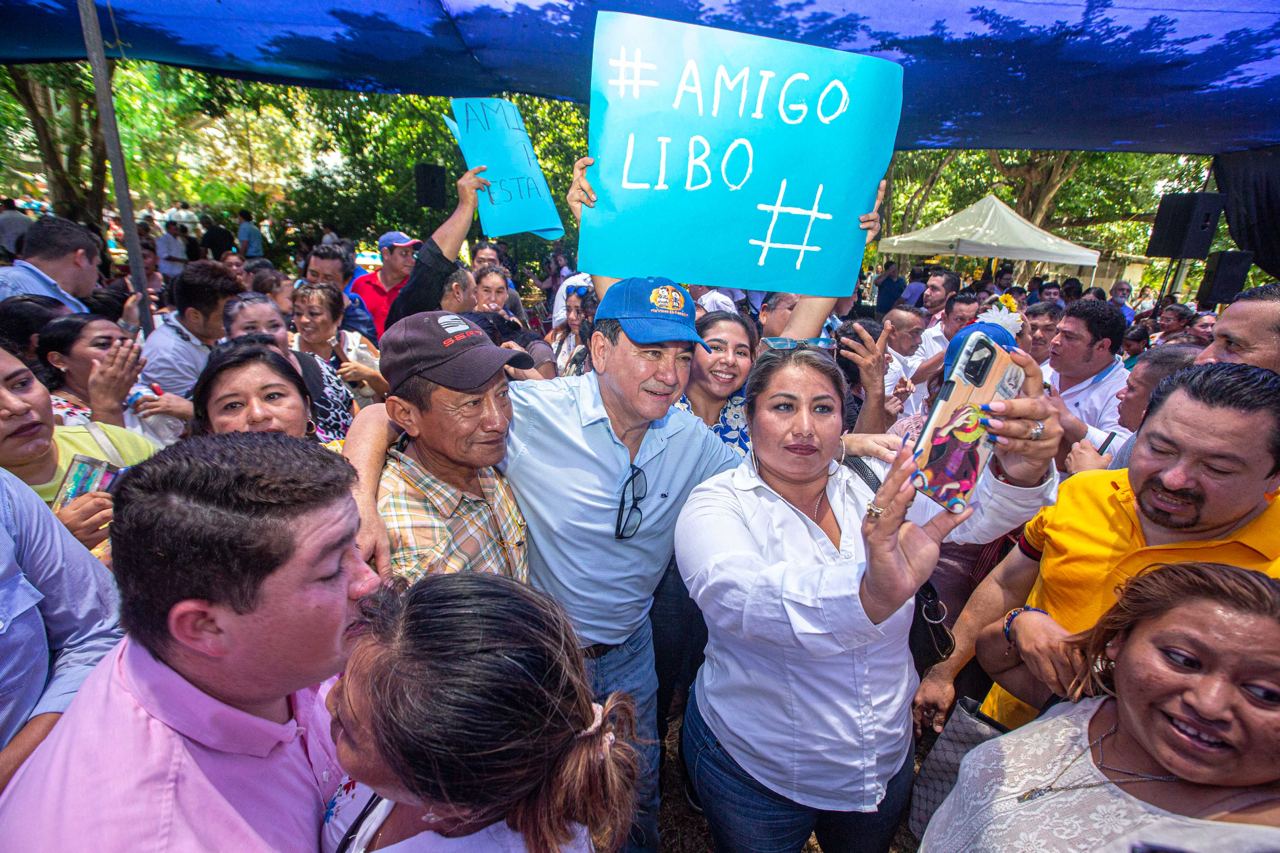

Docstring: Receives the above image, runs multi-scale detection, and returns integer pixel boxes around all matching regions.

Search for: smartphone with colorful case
[911,332,1024,513]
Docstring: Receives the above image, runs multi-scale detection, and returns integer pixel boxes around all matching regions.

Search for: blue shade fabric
[3,0,1279,153]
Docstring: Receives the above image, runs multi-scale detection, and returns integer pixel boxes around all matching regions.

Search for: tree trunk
[900,150,960,234]
[880,154,896,241]
[3,63,112,224]
[987,150,1085,228]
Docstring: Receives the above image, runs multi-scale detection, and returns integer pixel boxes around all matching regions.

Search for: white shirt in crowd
[895,325,947,415]
[697,289,737,315]
[882,346,921,398]
[1043,356,1130,449]
[155,231,188,278]
[674,455,1058,811]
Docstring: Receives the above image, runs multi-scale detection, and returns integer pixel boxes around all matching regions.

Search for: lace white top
[922,697,1280,852]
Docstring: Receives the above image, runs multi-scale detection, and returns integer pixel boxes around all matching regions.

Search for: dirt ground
[656,698,923,853]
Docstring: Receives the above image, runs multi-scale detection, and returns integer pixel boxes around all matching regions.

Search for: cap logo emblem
[437,314,470,334]
[649,285,685,314]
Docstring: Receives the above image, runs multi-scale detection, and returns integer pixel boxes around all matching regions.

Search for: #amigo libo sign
[578,12,902,297]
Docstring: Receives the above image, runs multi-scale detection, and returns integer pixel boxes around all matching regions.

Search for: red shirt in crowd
[349,270,407,337]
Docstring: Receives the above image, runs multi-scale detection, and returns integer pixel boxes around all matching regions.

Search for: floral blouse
[675,388,750,456]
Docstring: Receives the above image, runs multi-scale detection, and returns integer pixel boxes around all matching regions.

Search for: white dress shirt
[697,289,737,314]
[675,456,1057,811]
[155,232,188,278]
[882,346,921,396]
[1044,357,1130,449]
[901,325,947,415]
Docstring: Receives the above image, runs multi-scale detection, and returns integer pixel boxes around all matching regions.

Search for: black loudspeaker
[1145,193,1225,259]
[414,163,447,209]
[1196,250,1254,306]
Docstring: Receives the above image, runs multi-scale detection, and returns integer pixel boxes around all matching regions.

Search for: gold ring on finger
[865,502,886,519]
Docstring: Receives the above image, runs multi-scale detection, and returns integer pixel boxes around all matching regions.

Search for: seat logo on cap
[649,285,685,315]
[437,314,470,334]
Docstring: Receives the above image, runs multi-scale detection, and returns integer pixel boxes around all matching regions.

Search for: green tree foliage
[0,61,306,225]
[1,63,107,221]
[880,149,1211,267]
[283,90,586,273]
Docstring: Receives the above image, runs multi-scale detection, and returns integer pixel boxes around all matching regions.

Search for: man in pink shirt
[349,231,421,337]
[0,433,380,851]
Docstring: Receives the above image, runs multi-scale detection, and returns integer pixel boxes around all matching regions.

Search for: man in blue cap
[343,275,743,851]
[349,230,422,338]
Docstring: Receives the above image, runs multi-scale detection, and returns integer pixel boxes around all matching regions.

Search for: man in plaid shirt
[376,311,535,581]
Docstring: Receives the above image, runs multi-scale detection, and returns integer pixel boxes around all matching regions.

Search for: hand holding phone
[911,332,1024,513]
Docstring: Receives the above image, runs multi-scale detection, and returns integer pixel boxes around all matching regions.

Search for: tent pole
[77,0,152,334]
[1089,265,1097,288]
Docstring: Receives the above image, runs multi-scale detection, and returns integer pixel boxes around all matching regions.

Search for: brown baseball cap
[380,311,534,394]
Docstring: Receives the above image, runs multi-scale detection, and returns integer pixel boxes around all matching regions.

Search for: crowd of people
[0,160,1276,853]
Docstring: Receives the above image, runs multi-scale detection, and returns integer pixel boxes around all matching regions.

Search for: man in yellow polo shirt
[914,362,1280,731]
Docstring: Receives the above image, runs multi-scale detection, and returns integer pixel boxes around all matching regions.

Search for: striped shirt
[377,447,528,583]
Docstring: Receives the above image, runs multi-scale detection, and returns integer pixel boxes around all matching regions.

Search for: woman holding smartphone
[674,344,1060,852]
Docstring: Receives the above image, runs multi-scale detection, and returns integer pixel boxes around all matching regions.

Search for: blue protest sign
[578,13,901,296]
[444,98,564,240]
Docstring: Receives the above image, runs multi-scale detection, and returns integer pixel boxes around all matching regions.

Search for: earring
[305,419,318,437]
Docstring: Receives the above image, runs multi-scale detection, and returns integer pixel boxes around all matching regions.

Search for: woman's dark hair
[473,263,510,287]
[1081,287,1108,301]
[1069,562,1280,700]
[250,268,287,296]
[833,317,883,389]
[81,280,131,322]
[36,313,111,391]
[292,281,344,322]
[1161,302,1196,323]
[352,573,639,853]
[223,291,285,336]
[696,310,759,354]
[0,294,68,361]
[570,287,599,328]
[1123,325,1150,347]
[744,346,848,420]
[189,338,311,436]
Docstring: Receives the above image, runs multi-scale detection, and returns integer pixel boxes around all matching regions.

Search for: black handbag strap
[846,453,951,624]
[843,455,883,493]
[334,791,383,853]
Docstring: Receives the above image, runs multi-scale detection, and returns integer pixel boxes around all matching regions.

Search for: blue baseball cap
[596,277,708,351]
[943,322,1019,377]
[377,231,422,252]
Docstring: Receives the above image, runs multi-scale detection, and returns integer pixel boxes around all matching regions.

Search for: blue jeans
[583,619,660,852]
[649,558,707,745]
[683,689,913,853]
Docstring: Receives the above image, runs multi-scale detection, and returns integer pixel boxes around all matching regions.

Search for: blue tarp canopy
[4,0,1279,154]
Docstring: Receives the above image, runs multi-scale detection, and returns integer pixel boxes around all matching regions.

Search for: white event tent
[878,194,1100,267]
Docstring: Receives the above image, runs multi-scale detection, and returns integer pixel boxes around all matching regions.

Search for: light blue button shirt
[0,469,122,748]
[505,373,740,645]
[0,260,89,312]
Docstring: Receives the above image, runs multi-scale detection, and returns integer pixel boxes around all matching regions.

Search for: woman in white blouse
[675,345,1058,852]
[926,562,1280,851]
